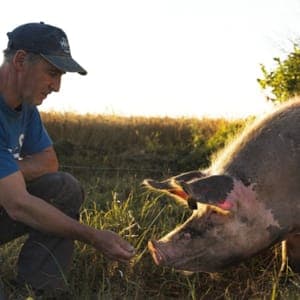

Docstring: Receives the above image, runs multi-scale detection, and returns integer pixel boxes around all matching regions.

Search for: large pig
[143,100,300,273]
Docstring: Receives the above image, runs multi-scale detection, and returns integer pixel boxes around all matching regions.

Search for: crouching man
[0,22,135,295]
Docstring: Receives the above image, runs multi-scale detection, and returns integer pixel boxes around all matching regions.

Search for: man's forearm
[10,192,135,262]
[18,147,59,181]
[12,191,95,245]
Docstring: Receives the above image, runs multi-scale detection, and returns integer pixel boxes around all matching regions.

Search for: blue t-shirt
[0,94,52,179]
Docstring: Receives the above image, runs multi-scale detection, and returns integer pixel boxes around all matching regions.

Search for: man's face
[19,55,64,106]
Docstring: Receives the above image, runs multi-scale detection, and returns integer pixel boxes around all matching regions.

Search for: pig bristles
[210,101,296,174]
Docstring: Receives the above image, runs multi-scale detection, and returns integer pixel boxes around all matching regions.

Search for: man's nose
[50,76,61,92]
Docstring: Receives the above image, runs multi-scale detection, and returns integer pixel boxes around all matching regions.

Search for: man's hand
[92,229,136,262]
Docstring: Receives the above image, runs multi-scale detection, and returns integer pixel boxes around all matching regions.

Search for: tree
[257,46,300,103]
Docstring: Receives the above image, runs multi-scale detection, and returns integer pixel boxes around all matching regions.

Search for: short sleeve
[21,108,53,156]
[0,144,19,179]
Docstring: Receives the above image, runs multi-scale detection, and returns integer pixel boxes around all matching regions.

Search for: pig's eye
[184,223,212,238]
[183,232,191,240]
[184,228,201,238]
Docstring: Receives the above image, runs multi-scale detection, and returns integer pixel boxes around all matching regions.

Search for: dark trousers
[0,172,84,291]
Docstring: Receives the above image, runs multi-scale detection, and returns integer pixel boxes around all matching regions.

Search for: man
[0,22,135,295]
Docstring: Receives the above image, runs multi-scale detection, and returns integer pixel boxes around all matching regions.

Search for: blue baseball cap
[6,22,87,75]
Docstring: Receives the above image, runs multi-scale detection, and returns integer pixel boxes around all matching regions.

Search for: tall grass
[42,111,247,173]
[1,112,299,299]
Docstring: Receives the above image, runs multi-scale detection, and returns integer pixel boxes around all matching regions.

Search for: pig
[143,100,300,273]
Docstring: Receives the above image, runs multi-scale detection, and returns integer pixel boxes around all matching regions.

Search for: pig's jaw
[148,238,229,272]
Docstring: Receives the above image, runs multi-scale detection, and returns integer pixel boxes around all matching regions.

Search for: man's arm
[0,171,135,262]
[18,146,59,181]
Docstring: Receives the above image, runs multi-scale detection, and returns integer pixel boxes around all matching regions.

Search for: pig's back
[211,100,300,221]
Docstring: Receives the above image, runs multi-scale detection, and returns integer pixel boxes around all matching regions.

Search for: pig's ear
[142,178,175,191]
[142,170,205,193]
[171,170,206,182]
[178,175,234,210]
[142,178,189,202]
[142,170,206,206]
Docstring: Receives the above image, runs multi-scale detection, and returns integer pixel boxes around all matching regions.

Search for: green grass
[1,112,300,299]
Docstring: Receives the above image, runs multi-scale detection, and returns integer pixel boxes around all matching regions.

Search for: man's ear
[13,50,27,70]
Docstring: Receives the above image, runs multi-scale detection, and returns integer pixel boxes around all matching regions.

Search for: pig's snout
[148,240,165,266]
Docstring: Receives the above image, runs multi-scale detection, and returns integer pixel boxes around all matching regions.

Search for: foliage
[258,45,300,103]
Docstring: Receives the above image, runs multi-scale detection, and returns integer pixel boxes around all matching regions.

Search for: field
[1,112,300,299]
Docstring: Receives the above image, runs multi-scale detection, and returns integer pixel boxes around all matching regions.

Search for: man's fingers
[118,242,136,259]
[97,230,136,261]
[119,239,135,253]
[108,241,136,262]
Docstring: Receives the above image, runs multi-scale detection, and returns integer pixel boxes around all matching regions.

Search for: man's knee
[27,172,84,218]
[55,172,84,210]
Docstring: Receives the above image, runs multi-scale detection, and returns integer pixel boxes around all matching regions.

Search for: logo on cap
[59,37,70,54]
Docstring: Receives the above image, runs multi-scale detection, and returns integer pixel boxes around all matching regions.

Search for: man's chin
[23,96,44,106]
[34,97,45,106]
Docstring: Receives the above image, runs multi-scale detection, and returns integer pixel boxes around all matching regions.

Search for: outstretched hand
[93,229,136,262]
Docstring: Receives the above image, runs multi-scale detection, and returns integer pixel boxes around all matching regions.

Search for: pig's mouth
[148,240,166,265]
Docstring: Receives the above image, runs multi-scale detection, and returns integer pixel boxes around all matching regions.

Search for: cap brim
[41,54,87,75]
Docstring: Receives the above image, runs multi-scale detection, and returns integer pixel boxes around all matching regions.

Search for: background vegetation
[258,45,300,103]
[1,111,300,299]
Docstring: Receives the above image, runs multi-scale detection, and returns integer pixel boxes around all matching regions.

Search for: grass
[1,112,300,299]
